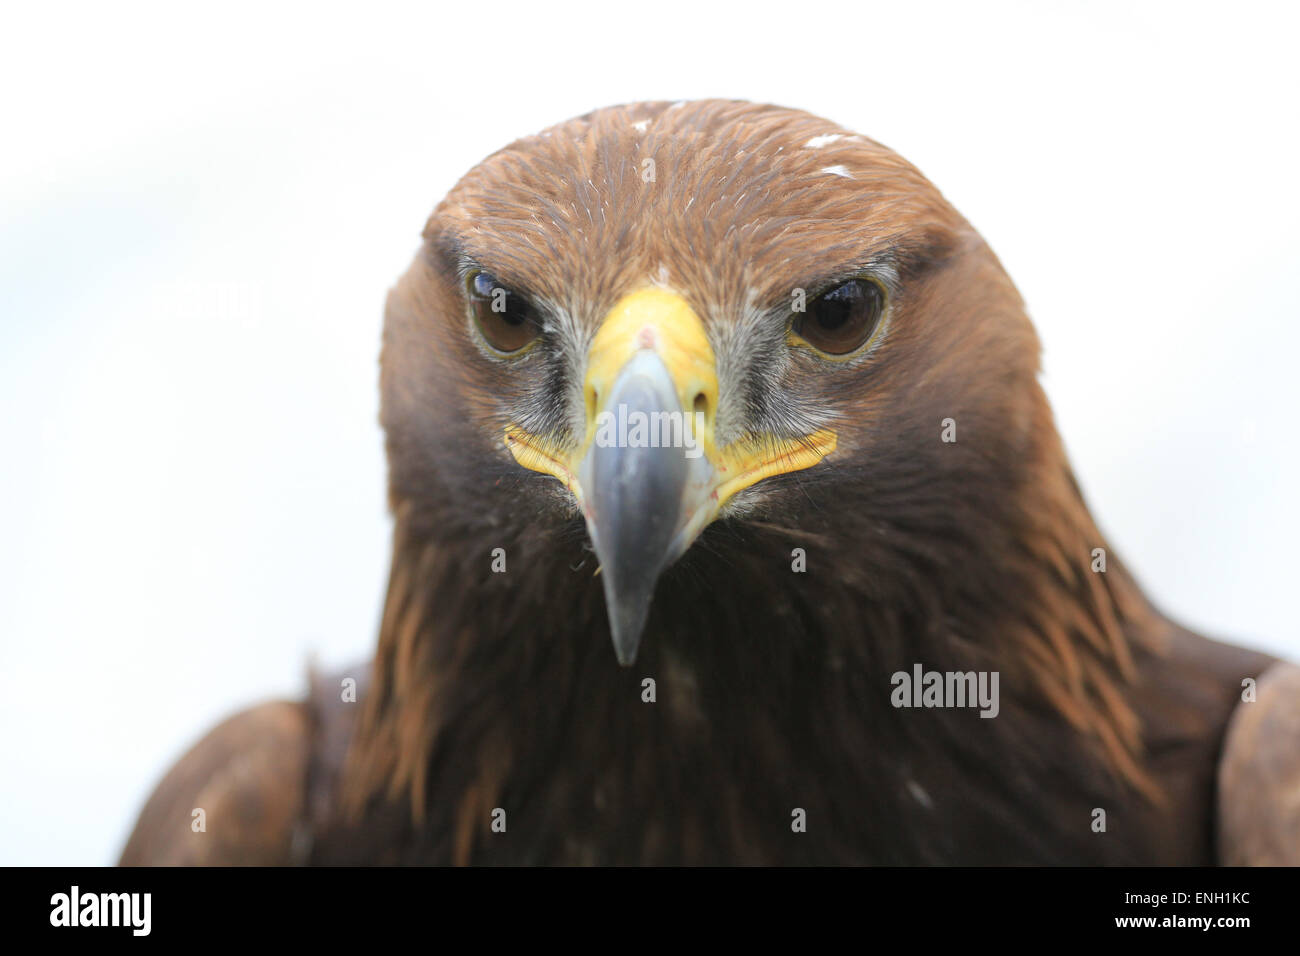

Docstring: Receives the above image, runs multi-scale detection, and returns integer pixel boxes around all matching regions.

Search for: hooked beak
[505,287,836,665]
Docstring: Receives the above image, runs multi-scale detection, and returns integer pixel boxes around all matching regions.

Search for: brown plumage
[120,100,1297,866]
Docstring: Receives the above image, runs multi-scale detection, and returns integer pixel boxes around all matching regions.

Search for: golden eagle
[121,100,1299,866]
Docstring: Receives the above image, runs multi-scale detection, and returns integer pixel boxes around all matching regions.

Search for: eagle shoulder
[1217,661,1300,865]
[118,701,311,865]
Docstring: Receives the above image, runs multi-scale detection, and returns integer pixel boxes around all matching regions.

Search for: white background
[2,1,1296,865]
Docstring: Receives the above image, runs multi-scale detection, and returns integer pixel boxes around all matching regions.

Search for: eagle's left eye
[466,270,542,354]
[791,278,885,356]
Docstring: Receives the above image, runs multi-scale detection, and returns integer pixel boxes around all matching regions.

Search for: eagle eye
[466,270,542,354]
[791,277,885,356]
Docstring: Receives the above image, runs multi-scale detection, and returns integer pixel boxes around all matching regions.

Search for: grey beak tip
[606,584,649,667]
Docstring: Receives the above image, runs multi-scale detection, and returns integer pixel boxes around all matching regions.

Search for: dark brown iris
[467,270,541,353]
[793,278,885,355]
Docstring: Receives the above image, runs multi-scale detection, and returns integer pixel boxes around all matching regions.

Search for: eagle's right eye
[466,270,542,354]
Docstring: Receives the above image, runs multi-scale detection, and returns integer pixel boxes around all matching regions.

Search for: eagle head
[382,100,1048,668]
